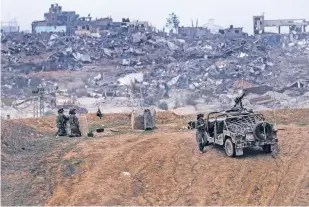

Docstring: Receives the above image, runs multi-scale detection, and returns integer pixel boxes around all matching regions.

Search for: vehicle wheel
[253,122,273,141]
[224,139,235,157]
[262,144,272,153]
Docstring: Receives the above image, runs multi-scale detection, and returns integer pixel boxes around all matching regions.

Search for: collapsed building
[178,26,210,38]
[31,3,152,36]
[1,10,309,118]
[253,14,309,35]
[2,26,309,112]
[31,3,79,35]
[219,25,246,37]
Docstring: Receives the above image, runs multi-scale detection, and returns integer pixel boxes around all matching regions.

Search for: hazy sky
[1,0,309,34]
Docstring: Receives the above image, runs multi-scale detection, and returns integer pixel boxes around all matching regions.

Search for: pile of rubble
[1,30,309,110]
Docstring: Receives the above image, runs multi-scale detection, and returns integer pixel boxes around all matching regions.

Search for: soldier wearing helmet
[56,108,69,136]
[68,108,81,137]
[196,113,206,154]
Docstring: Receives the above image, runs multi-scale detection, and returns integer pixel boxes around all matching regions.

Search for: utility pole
[39,88,45,117]
[32,97,38,118]
[32,87,45,117]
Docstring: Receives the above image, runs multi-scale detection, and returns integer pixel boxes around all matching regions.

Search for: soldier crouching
[56,108,69,136]
[196,113,206,154]
[68,108,81,137]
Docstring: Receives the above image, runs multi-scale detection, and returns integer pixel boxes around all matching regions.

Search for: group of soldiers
[56,106,208,151]
[56,108,81,137]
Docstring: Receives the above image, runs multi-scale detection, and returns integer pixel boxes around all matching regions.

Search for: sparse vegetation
[166,12,180,29]
[1,120,78,206]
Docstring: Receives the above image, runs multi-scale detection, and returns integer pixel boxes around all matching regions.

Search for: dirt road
[47,125,309,206]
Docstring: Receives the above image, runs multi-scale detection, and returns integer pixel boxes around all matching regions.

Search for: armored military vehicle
[190,90,279,157]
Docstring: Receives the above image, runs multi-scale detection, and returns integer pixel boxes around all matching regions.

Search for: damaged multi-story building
[253,14,309,35]
[74,17,151,36]
[31,3,151,36]
[75,17,113,37]
[31,3,79,34]
[219,25,245,37]
[178,26,210,38]
[111,18,152,32]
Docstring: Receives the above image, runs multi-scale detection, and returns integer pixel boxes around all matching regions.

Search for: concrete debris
[72,52,91,62]
[1,28,309,113]
[118,73,144,86]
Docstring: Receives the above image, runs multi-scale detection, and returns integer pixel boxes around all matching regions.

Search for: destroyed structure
[253,14,309,35]
[178,22,211,38]
[1,6,309,119]
[31,3,152,36]
[219,25,245,37]
[1,19,20,33]
[31,3,79,34]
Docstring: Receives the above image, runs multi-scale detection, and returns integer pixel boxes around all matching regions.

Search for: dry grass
[1,120,81,206]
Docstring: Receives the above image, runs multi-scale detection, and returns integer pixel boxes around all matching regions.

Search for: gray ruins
[1,4,309,119]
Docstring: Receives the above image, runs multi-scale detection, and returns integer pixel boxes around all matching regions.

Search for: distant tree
[166,13,180,29]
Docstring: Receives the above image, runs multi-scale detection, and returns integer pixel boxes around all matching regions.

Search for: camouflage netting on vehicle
[131,108,156,130]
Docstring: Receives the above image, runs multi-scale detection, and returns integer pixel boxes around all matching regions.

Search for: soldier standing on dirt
[96,108,102,119]
[196,113,206,154]
[56,108,69,136]
[68,108,81,137]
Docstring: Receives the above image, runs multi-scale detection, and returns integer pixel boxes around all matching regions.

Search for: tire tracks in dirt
[118,133,182,205]
[46,126,309,206]
[168,141,219,205]
[269,136,309,205]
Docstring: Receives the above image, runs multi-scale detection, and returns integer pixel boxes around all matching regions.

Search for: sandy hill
[1,108,309,206]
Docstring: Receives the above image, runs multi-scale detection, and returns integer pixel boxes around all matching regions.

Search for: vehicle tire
[262,144,272,153]
[224,138,236,157]
[253,122,273,141]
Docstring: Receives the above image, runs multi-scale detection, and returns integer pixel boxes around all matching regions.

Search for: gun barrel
[234,92,246,107]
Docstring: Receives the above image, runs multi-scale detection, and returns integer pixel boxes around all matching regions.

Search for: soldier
[96,108,102,119]
[56,108,69,136]
[68,108,81,137]
[196,113,206,154]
